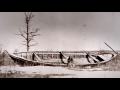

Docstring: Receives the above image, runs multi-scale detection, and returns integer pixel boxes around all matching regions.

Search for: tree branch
[23,31,27,34]
[28,12,34,21]
[29,28,40,34]
[30,34,40,37]
[21,43,27,46]
[28,37,34,43]
[16,30,27,40]
[19,30,27,40]
[24,12,27,18]
[28,28,40,43]
[29,43,38,47]
[28,34,40,43]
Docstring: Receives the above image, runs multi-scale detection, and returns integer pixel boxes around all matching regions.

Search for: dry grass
[0,70,72,78]
[0,73,50,78]
[0,52,4,66]
[0,51,17,66]
[88,55,120,71]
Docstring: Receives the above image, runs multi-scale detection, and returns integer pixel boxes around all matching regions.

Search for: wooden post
[104,42,118,54]
[26,52,27,59]
[52,54,53,59]
[42,54,44,59]
[21,53,22,57]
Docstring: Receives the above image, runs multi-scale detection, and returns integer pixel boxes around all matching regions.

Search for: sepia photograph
[0,12,120,78]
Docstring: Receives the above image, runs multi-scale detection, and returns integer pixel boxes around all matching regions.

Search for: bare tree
[17,12,40,52]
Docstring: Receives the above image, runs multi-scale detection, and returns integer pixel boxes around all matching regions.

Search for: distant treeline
[14,50,117,54]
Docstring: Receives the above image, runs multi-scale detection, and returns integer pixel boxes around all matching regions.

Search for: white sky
[0,12,120,53]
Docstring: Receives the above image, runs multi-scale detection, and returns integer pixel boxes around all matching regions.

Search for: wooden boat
[60,52,117,66]
[6,41,118,67]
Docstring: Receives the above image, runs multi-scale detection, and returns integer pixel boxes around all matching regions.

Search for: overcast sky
[0,12,120,53]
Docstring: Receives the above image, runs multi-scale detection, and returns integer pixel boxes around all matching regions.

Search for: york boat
[6,50,117,67]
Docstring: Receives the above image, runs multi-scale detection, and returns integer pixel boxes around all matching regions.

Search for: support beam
[104,42,118,55]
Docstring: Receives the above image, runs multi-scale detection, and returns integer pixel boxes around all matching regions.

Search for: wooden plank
[104,42,118,54]
[34,52,41,62]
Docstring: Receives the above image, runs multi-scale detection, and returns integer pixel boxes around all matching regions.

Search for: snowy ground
[0,66,120,78]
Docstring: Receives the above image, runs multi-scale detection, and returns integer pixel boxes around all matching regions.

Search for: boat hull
[61,53,117,66]
[7,51,117,67]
